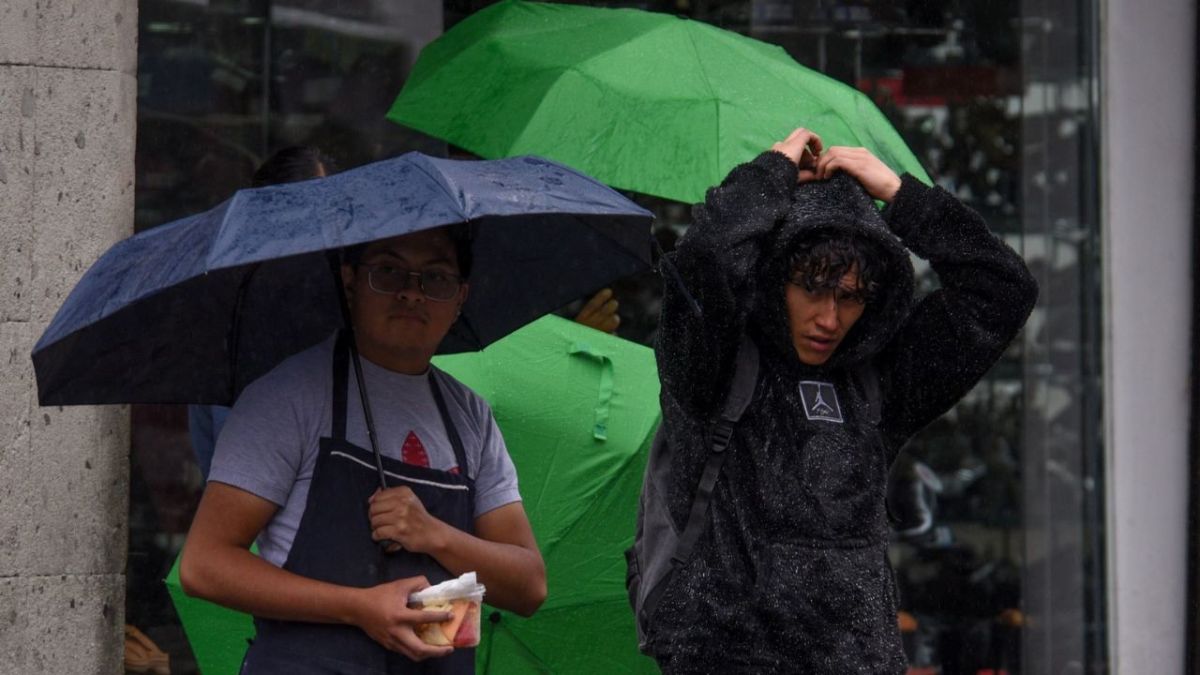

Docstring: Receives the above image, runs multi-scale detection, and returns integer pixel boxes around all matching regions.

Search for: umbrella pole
[326,253,390,491]
[348,339,389,491]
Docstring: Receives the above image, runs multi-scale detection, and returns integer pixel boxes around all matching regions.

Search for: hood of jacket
[747,172,916,372]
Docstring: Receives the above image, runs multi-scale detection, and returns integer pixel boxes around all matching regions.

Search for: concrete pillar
[0,0,137,671]
[1103,0,1197,673]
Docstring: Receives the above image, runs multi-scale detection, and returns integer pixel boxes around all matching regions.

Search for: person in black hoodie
[650,128,1038,673]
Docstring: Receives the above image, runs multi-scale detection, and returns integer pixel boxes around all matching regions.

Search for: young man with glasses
[181,225,546,674]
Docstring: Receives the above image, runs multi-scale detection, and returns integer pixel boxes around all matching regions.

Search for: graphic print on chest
[401,430,431,467]
[798,381,844,423]
[399,430,461,474]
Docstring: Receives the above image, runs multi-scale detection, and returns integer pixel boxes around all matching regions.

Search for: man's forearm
[180,541,365,626]
[657,151,797,417]
[876,176,1038,444]
[885,176,1036,299]
[423,523,546,617]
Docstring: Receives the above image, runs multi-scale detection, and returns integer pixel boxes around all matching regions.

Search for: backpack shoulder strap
[671,336,759,563]
[855,360,882,425]
[721,337,761,424]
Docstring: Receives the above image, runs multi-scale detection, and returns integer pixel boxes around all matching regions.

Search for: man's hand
[352,576,454,661]
[811,146,902,203]
[369,487,447,554]
[574,288,620,333]
[771,127,824,182]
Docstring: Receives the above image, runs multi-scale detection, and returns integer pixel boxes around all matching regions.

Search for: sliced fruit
[415,599,478,646]
[415,600,453,646]
[438,599,471,643]
[415,621,451,646]
[452,602,481,647]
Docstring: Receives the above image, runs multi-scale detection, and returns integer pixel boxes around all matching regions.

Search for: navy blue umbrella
[33,152,653,406]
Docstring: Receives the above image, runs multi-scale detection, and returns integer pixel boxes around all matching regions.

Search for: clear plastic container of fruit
[409,572,486,648]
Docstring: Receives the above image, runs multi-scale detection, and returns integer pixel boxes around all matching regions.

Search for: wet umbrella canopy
[388,0,929,204]
[435,315,660,673]
[163,315,662,673]
[32,152,652,406]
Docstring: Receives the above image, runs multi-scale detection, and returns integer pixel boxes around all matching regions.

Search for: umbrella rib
[681,23,723,182]
[455,313,485,351]
[225,262,261,400]
[493,620,556,673]
[409,158,471,222]
[537,428,658,562]
[208,191,244,270]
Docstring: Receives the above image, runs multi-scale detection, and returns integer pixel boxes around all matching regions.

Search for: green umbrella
[165,546,257,674]
[388,0,929,204]
[165,316,660,673]
[435,314,660,674]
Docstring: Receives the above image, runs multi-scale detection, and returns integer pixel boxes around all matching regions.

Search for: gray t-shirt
[209,334,521,567]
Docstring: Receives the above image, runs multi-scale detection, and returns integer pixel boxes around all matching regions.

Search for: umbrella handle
[347,338,402,553]
[327,253,399,553]
[326,252,390,491]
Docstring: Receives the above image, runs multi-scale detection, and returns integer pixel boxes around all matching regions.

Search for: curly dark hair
[788,233,887,304]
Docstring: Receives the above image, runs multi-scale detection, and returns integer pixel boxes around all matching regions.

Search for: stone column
[0,1,137,671]
[1104,0,1196,672]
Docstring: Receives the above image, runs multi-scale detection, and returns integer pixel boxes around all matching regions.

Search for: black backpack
[624,338,881,653]
[624,336,760,653]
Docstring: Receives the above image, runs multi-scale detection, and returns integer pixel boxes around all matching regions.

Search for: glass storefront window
[130,2,1105,673]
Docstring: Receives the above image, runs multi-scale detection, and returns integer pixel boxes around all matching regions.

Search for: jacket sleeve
[876,175,1038,450]
[655,151,797,418]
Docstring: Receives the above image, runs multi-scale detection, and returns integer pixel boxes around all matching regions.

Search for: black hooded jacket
[650,151,1038,673]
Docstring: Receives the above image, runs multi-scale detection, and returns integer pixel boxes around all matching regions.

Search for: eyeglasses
[361,265,463,301]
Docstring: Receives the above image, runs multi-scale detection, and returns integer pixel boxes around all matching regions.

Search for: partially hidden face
[785,264,867,366]
[341,228,468,372]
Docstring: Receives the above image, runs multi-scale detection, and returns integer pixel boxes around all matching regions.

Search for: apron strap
[331,330,350,441]
[428,371,470,478]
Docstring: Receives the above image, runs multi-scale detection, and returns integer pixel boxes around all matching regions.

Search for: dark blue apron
[241,332,477,674]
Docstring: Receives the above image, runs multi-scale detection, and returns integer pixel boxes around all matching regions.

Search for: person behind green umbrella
[644,128,1037,672]
[180,217,547,672]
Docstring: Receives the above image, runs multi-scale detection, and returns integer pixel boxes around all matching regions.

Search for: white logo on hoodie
[798,381,843,423]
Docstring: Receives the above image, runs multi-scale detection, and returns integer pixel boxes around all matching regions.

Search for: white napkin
[409,572,486,604]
